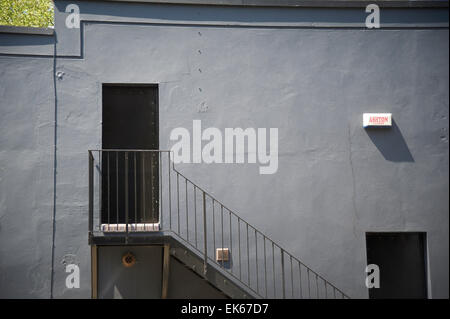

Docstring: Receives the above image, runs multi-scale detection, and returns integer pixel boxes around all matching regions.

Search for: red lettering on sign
[369,116,388,124]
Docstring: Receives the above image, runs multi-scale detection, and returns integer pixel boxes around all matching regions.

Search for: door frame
[365,231,429,299]
[100,83,160,224]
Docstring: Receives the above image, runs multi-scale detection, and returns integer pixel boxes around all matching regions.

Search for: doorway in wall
[101,84,159,224]
[366,232,428,299]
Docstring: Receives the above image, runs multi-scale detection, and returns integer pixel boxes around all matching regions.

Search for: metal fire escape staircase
[88,150,349,299]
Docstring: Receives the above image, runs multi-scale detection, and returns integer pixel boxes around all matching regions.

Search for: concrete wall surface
[0,0,448,298]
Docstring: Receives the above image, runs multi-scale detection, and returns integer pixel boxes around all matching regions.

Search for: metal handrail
[88,149,350,299]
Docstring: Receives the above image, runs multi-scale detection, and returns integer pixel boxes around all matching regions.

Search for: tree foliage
[0,0,54,28]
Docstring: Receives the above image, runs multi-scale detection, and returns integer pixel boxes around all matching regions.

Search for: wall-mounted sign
[363,113,392,128]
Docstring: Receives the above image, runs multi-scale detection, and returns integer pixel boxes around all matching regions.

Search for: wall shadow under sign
[365,119,414,163]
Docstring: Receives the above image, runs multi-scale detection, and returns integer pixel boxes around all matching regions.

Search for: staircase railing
[88,149,350,299]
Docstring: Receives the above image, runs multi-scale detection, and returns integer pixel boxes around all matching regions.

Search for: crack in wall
[347,123,358,238]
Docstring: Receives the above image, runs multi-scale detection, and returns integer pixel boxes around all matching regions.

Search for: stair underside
[90,231,260,299]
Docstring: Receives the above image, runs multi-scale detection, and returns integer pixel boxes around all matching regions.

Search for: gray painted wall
[98,245,163,298]
[0,0,448,298]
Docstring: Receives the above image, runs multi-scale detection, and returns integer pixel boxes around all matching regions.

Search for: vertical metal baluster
[212,199,216,257]
[299,262,303,299]
[281,249,286,299]
[272,242,276,298]
[229,211,232,274]
[88,152,93,233]
[324,280,328,299]
[107,152,110,226]
[125,152,129,241]
[263,236,267,298]
[290,256,294,299]
[176,173,180,234]
[316,274,319,299]
[246,223,250,286]
[221,205,224,267]
[185,179,189,241]
[134,152,137,230]
[202,191,207,276]
[238,218,242,280]
[98,151,102,231]
[194,186,197,248]
[116,152,119,229]
[149,152,153,224]
[307,269,311,299]
[142,152,146,224]
[159,152,163,229]
[255,229,259,294]
[167,153,171,230]
[333,287,336,299]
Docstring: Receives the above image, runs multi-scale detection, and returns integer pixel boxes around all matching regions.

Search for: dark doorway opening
[366,232,428,299]
[101,84,159,224]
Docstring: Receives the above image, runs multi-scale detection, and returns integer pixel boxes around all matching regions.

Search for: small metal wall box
[216,248,230,262]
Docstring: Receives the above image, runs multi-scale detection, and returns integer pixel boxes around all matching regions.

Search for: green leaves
[0,0,54,28]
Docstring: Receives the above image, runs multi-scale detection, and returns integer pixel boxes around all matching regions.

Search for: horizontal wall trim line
[83,19,450,28]
[75,0,450,9]
[0,25,54,36]
[1,19,448,58]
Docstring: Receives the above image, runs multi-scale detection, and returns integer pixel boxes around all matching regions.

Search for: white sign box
[363,113,392,128]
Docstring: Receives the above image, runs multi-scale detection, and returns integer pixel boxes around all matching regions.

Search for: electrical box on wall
[363,113,392,128]
[216,248,230,262]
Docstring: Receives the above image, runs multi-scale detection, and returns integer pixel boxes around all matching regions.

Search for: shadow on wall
[365,120,414,162]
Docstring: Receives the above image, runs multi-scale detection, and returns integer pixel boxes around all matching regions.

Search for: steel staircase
[88,150,350,299]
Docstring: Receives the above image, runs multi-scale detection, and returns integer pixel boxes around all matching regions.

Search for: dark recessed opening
[366,232,428,299]
[101,84,159,224]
